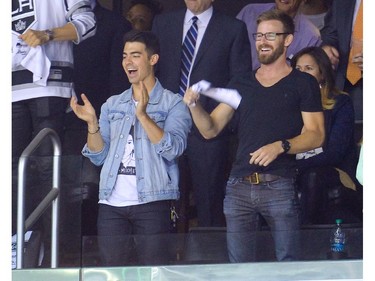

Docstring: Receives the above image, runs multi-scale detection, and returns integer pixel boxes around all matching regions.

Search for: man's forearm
[87,121,104,152]
[189,103,220,139]
[288,129,325,155]
[137,114,164,144]
[49,22,78,42]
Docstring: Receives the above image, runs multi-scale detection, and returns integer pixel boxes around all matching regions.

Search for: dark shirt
[297,93,357,180]
[229,69,322,178]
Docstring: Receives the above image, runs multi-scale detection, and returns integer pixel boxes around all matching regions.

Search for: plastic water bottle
[329,218,347,259]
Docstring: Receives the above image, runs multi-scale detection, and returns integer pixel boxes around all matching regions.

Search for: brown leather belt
[242,172,281,184]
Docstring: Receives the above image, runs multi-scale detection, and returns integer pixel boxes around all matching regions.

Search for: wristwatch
[44,29,54,41]
[281,139,291,154]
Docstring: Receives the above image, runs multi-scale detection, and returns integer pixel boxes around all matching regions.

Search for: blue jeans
[97,201,171,266]
[224,177,301,262]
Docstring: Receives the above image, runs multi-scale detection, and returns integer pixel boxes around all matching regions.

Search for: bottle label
[331,243,345,252]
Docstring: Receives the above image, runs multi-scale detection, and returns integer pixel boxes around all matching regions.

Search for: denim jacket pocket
[149,111,167,128]
[108,111,126,121]
[108,111,127,135]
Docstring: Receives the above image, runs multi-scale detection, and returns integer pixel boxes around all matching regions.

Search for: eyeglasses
[252,32,289,41]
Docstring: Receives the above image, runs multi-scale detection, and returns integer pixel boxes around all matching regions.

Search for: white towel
[20,45,51,86]
[191,80,242,109]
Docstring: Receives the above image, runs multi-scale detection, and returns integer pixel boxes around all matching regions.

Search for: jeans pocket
[227,177,240,186]
[267,177,295,190]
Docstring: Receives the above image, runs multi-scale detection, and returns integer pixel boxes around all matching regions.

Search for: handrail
[16,128,61,269]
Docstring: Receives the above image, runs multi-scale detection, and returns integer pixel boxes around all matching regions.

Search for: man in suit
[152,0,252,228]
[320,0,363,122]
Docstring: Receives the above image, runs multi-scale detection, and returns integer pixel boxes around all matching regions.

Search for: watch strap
[281,139,291,154]
[44,29,54,41]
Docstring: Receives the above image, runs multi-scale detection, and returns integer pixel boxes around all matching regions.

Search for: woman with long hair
[291,46,362,224]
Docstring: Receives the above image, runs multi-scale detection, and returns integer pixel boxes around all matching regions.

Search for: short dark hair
[123,30,160,57]
[128,0,163,16]
[256,9,295,35]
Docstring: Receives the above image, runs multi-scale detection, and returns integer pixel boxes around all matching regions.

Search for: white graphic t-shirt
[99,126,140,207]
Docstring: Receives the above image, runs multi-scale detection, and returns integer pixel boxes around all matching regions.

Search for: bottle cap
[335,218,343,224]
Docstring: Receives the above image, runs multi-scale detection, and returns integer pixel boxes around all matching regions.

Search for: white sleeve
[66,0,97,44]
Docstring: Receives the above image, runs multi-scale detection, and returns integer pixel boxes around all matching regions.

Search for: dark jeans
[224,177,300,262]
[97,201,172,266]
[297,166,336,224]
[297,166,362,224]
[12,97,68,239]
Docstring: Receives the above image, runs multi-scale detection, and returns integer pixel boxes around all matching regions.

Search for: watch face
[45,30,53,40]
[283,140,290,152]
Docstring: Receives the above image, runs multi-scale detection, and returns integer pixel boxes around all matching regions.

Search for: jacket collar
[119,78,164,105]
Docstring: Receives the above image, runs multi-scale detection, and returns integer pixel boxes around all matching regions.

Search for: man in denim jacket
[70,30,192,266]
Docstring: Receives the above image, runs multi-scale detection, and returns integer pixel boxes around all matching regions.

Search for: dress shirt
[182,7,213,86]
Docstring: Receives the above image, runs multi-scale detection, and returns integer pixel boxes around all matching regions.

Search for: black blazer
[321,0,357,90]
[152,8,252,114]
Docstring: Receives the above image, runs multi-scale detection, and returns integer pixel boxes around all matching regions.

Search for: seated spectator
[300,0,332,30]
[237,0,322,70]
[291,46,362,224]
[126,0,163,31]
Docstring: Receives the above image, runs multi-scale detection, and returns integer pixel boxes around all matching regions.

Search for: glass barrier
[13,155,363,269]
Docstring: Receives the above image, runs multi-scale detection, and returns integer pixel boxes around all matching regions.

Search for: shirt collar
[121,79,163,104]
[184,6,213,26]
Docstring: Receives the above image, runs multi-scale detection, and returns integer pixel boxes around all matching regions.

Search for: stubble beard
[257,42,285,65]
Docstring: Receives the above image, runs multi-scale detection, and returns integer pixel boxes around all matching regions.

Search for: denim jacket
[82,80,192,202]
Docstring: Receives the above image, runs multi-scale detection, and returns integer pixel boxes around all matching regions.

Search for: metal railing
[16,128,61,269]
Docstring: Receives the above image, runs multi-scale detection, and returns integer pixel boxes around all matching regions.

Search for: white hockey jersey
[11,0,97,102]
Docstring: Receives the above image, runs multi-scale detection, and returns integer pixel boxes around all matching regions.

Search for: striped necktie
[179,16,198,96]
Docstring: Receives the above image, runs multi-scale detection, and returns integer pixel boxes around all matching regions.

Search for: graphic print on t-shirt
[99,126,138,206]
[118,126,136,176]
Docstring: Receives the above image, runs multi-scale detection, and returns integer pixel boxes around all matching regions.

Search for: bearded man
[182,9,325,262]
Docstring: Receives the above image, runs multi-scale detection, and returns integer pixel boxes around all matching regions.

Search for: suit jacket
[320,0,357,90]
[152,8,252,116]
